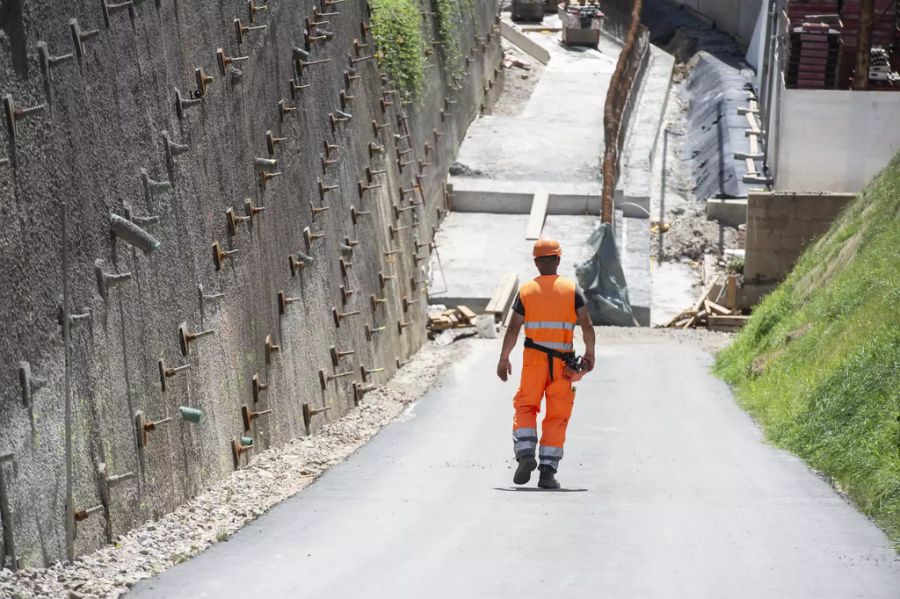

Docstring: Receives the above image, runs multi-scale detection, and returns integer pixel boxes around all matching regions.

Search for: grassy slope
[716,154,900,547]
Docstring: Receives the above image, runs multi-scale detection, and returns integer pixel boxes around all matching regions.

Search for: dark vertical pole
[853,0,875,90]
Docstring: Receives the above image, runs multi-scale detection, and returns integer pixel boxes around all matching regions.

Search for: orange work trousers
[512,348,575,472]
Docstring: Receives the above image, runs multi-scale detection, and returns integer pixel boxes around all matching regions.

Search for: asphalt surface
[129,336,900,598]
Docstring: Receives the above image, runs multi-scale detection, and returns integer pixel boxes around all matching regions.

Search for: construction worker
[496,238,595,489]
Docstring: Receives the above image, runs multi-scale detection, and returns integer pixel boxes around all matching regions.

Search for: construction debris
[428,305,478,332]
[663,274,749,332]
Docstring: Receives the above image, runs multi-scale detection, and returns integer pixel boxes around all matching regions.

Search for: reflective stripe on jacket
[519,275,577,353]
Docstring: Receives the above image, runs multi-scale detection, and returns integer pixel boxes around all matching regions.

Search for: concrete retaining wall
[663,0,762,48]
[745,191,855,284]
[774,89,900,193]
[0,0,501,567]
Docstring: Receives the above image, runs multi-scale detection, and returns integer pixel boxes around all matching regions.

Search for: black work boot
[538,465,560,489]
[513,456,537,485]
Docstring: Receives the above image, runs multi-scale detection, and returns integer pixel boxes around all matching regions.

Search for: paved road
[130,336,900,598]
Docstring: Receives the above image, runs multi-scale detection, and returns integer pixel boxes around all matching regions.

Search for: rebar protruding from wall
[135,410,173,449]
[353,39,369,57]
[398,319,414,334]
[360,365,384,382]
[279,99,297,121]
[392,204,417,220]
[303,227,325,251]
[340,90,354,110]
[244,199,265,224]
[217,48,249,76]
[69,18,100,62]
[265,334,280,364]
[56,305,91,329]
[18,361,46,406]
[340,285,355,306]
[241,405,272,431]
[305,28,334,47]
[247,0,268,22]
[141,168,172,201]
[178,322,215,356]
[198,284,225,318]
[397,158,413,173]
[329,346,355,367]
[399,185,416,198]
[122,202,159,229]
[3,94,46,149]
[318,178,338,200]
[288,253,310,276]
[339,258,353,278]
[350,52,375,64]
[350,206,371,225]
[158,359,190,392]
[212,242,239,271]
[252,373,268,403]
[278,290,301,314]
[310,201,330,218]
[318,369,353,391]
[289,78,309,99]
[234,18,267,45]
[293,48,331,75]
[383,249,401,259]
[232,437,254,468]
[226,207,250,235]
[94,259,132,299]
[353,381,376,405]
[194,67,214,98]
[302,403,331,431]
[364,324,385,342]
[344,68,361,88]
[73,504,103,524]
[358,181,382,198]
[378,271,396,289]
[265,130,286,156]
[36,41,74,84]
[380,97,394,113]
[101,0,135,28]
[370,294,387,313]
[161,130,189,165]
[332,307,360,328]
[110,213,160,254]
[389,224,409,239]
[372,120,390,136]
[410,275,428,291]
[96,462,134,511]
[365,167,386,183]
[402,296,421,312]
[329,110,352,133]
[174,88,201,120]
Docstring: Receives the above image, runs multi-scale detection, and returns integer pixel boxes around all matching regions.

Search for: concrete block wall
[745,191,855,283]
[0,0,501,567]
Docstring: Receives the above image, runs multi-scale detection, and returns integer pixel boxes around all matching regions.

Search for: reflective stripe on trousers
[512,428,538,459]
[539,446,564,472]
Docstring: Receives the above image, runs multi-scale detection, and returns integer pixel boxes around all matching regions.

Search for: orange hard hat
[533,238,562,258]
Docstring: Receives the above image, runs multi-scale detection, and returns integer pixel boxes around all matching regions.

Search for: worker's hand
[582,352,595,373]
[497,357,512,382]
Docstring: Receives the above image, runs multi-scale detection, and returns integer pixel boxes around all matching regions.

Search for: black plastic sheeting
[575,223,636,327]
[682,52,755,200]
[640,0,755,201]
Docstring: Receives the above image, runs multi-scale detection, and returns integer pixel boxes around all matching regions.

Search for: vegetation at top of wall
[715,153,900,548]
[371,0,428,101]
[432,0,469,82]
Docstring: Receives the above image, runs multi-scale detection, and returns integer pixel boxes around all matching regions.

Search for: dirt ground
[492,39,545,116]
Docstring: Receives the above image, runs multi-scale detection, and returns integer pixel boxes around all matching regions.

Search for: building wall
[0,0,501,566]
[774,89,900,192]
[663,0,763,47]
[745,191,855,284]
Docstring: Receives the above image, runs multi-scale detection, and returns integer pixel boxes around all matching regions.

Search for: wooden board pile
[664,275,750,332]
[428,305,478,332]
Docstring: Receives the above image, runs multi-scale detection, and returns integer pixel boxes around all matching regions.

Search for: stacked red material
[839,0,899,85]
[785,21,844,88]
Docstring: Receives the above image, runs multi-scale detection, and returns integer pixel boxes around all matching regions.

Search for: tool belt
[524,337,584,381]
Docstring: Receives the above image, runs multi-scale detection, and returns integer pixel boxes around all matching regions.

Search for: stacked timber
[664,275,750,332]
[428,306,478,331]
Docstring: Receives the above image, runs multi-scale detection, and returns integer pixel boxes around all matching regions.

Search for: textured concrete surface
[450,22,621,207]
[430,212,597,310]
[0,0,502,565]
[129,336,900,599]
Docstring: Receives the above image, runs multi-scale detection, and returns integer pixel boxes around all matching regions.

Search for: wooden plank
[691,279,718,314]
[525,191,549,240]
[725,275,738,311]
[457,306,477,321]
[706,300,732,316]
[485,273,518,320]
[708,314,750,331]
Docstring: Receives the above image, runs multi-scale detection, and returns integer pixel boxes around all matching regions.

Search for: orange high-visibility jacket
[518,276,577,353]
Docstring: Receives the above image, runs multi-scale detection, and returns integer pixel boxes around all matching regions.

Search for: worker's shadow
[494,487,588,493]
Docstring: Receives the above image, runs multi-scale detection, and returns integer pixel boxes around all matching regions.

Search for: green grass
[715,153,900,548]
[371,0,428,101]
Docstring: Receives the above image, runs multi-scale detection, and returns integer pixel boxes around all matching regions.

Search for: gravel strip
[0,339,479,599]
